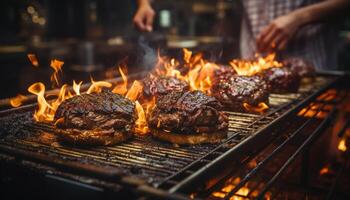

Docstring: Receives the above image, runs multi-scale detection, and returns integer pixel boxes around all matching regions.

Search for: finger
[258,26,280,52]
[145,13,154,32]
[277,37,289,51]
[134,16,146,31]
[267,31,285,52]
[257,24,275,43]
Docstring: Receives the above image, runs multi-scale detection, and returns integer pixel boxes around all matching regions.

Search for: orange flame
[86,78,112,94]
[155,48,218,94]
[338,139,347,152]
[27,54,39,67]
[230,53,282,76]
[319,166,330,175]
[73,80,82,95]
[50,59,64,87]
[112,66,128,95]
[10,94,28,107]
[28,82,53,121]
[243,102,269,114]
[125,80,143,101]
[135,101,149,135]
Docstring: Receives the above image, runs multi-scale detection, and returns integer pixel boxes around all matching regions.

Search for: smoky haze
[137,36,157,70]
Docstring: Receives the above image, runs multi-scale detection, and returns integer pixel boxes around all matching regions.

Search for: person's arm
[133,0,155,32]
[257,0,350,52]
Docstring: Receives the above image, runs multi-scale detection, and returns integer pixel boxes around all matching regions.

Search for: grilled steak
[212,75,269,112]
[261,67,300,93]
[283,57,316,77]
[142,75,189,98]
[54,90,136,145]
[148,90,228,145]
[213,66,236,83]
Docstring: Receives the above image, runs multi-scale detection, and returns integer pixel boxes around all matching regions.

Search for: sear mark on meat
[142,75,189,98]
[54,90,136,145]
[261,67,301,93]
[212,75,269,112]
[149,90,228,135]
[283,57,316,78]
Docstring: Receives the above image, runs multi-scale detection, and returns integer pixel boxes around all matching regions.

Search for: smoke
[138,36,158,70]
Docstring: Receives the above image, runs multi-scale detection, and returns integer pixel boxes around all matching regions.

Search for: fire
[338,139,347,152]
[230,187,249,200]
[73,80,82,95]
[319,166,330,175]
[134,101,149,135]
[243,102,269,114]
[112,66,128,95]
[28,82,53,121]
[27,54,39,67]
[50,59,64,87]
[154,48,218,94]
[10,94,28,107]
[229,53,282,76]
[125,80,143,101]
[86,78,112,94]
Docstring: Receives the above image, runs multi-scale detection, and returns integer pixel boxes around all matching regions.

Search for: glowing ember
[73,80,82,95]
[243,102,269,114]
[27,54,39,67]
[230,186,249,200]
[125,80,143,101]
[50,59,64,87]
[86,78,112,94]
[10,94,28,107]
[338,139,347,152]
[319,166,330,175]
[112,66,128,95]
[229,53,282,76]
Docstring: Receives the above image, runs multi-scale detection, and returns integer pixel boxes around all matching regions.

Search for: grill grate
[0,75,341,198]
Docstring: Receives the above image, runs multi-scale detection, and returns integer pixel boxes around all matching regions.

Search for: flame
[10,94,28,107]
[243,102,269,114]
[319,166,330,175]
[135,101,149,135]
[28,82,53,121]
[338,139,347,152]
[86,78,112,94]
[125,80,143,101]
[50,59,64,87]
[27,54,39,67]
[154,48,218,94]
[229,53,282,76]
[230,187,249,200]
[112,66,128,95]
[73,80,82,95]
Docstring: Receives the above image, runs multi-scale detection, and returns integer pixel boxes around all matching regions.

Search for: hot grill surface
[0,76,336,190]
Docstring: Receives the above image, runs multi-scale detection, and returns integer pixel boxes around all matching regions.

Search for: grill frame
[0,71,347,200]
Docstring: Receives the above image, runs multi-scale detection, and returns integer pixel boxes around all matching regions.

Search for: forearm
[291,0,350,25]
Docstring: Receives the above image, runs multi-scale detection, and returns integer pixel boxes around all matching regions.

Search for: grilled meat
[54,90,136,145]
[261,67,300,93]
[148,90,228,145]
[213,66,236,83]
[212,75,269,112]
[283,57,315,77]
[142,75,189,98]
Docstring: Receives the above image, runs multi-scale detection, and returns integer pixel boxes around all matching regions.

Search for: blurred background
[0,0,349,99]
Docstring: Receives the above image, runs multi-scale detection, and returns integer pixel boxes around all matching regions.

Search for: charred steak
[261,67,300,93]
[54,90,136,145]
[148,90,228,145]
[142,75,189,98]
[212,75,269,112]
[283,57,316,77]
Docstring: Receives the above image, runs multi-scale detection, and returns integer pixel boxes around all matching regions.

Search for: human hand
[257,13,301,52]
[133,3,155,32]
